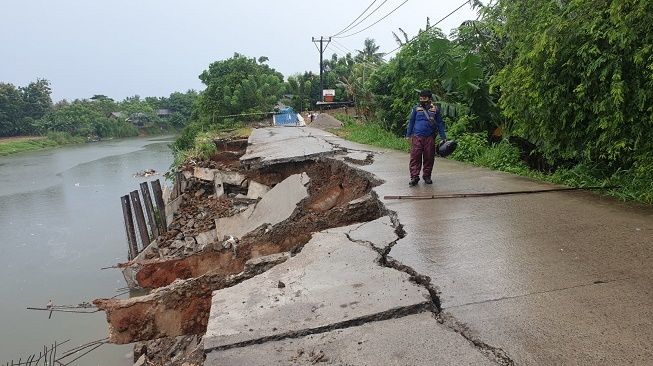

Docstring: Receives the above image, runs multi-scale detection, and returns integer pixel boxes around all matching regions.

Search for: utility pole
[312,36,331,102]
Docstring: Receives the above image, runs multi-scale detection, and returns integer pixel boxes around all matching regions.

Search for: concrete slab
[240,127,343,168]
[165,195,183,227]
[324,216,397,252]
[344,151,373,165]
[355,147,653,364]
[213,173,224,198]
[203,231,431,351]
[205,312,494,365]
[446,278,653,365]
[193,167,217,181]
[215,173,310,239]
[195,229,217,249]
[220,171,247,186]
[246,180,270,199]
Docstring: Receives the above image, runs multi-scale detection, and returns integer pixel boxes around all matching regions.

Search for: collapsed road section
[94,127,509,365]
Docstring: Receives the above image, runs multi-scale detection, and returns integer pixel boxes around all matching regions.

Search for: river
[0,136,175,364]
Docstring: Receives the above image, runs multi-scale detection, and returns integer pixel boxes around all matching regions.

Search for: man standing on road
[405,90,447,186]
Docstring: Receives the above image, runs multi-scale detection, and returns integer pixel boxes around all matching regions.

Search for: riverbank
[0,129,177,157]
[0,135,73,156]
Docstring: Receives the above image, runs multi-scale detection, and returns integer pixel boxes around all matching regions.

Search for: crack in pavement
[444,276,633,310]
[438,313,515,366]
[204,302,431,353]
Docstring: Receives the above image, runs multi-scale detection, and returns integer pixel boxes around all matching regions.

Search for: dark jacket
[406,104,446,140]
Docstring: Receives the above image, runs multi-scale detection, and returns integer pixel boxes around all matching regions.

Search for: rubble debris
[96,132,397,364]
[134,169,157,178]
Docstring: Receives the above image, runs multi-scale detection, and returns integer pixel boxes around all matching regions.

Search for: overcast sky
[0,0,480,102]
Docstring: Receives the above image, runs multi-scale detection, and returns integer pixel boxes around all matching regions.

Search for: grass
[170,123,252,170]
[0,136,60,156]
[331,115,653,205]
[332,115,411,152]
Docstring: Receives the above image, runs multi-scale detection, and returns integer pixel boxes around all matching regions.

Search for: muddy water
[0,136,175,364]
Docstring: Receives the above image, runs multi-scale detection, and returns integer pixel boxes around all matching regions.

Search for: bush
[450,132,487,162]
[337,115,410,152]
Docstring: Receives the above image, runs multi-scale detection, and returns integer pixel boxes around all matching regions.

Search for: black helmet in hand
[437,140,457,157]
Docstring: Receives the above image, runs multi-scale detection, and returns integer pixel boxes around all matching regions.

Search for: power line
[335,0,409,39]
[383,0,471,57]
[332,0,390,38]
[330,0,378,37]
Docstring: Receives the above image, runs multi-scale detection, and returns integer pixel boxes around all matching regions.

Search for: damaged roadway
[95,125,652,365]
[202,126,653,365]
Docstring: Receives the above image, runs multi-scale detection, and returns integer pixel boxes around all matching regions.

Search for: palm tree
[355,38,385,64]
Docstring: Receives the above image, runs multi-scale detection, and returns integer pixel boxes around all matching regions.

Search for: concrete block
[165,195,183,226]
[344,151,372,164]
[213,173,224,198]
[203,231,430,351]
[215,173,309,239]
[220,171,247,186]
[196,229,217,249]
[246,180,270,199]
[193,167,217,181]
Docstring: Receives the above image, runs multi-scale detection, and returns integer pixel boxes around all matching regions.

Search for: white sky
[0,0,480,102]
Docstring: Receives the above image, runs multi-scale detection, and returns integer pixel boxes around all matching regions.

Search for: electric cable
[383,0,470,57]
[333,0,390,38]
[335,0,409,39]
[330,0,378,37]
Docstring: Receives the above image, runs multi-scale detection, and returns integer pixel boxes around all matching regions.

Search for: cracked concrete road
[359,146,653,365]
[206,127,653,365]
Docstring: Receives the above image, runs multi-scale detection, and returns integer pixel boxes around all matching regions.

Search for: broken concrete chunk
[246,180,271,199]
[215,173,310,239]
[195,229,217,249]
[134,354,146,366]
[344,151,373,165]
[220,171,247,186]
[165,195,183,227]
[348,216,398,252]
[243,252,291,273]
[213,174,224,198]
[193,167,217,181]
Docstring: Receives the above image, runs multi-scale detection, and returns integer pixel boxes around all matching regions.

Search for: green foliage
[450,132,488,162]
[198,53,284,123]
[366,28,487,135]
[494,0,653,167]
[0,79,53,137]
[286,72,319,111]
[45,131,86,145]
[336,115,410,152]
[37,99,138,138]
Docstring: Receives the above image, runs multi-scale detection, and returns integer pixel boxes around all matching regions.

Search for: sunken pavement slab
[203,229,432,355]
[240,127,343,168]
[215,173,310,240]
[205,312,495,366]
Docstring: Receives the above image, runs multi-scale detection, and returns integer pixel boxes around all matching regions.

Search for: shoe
[423,177,433,184]
[409,177,419,187]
